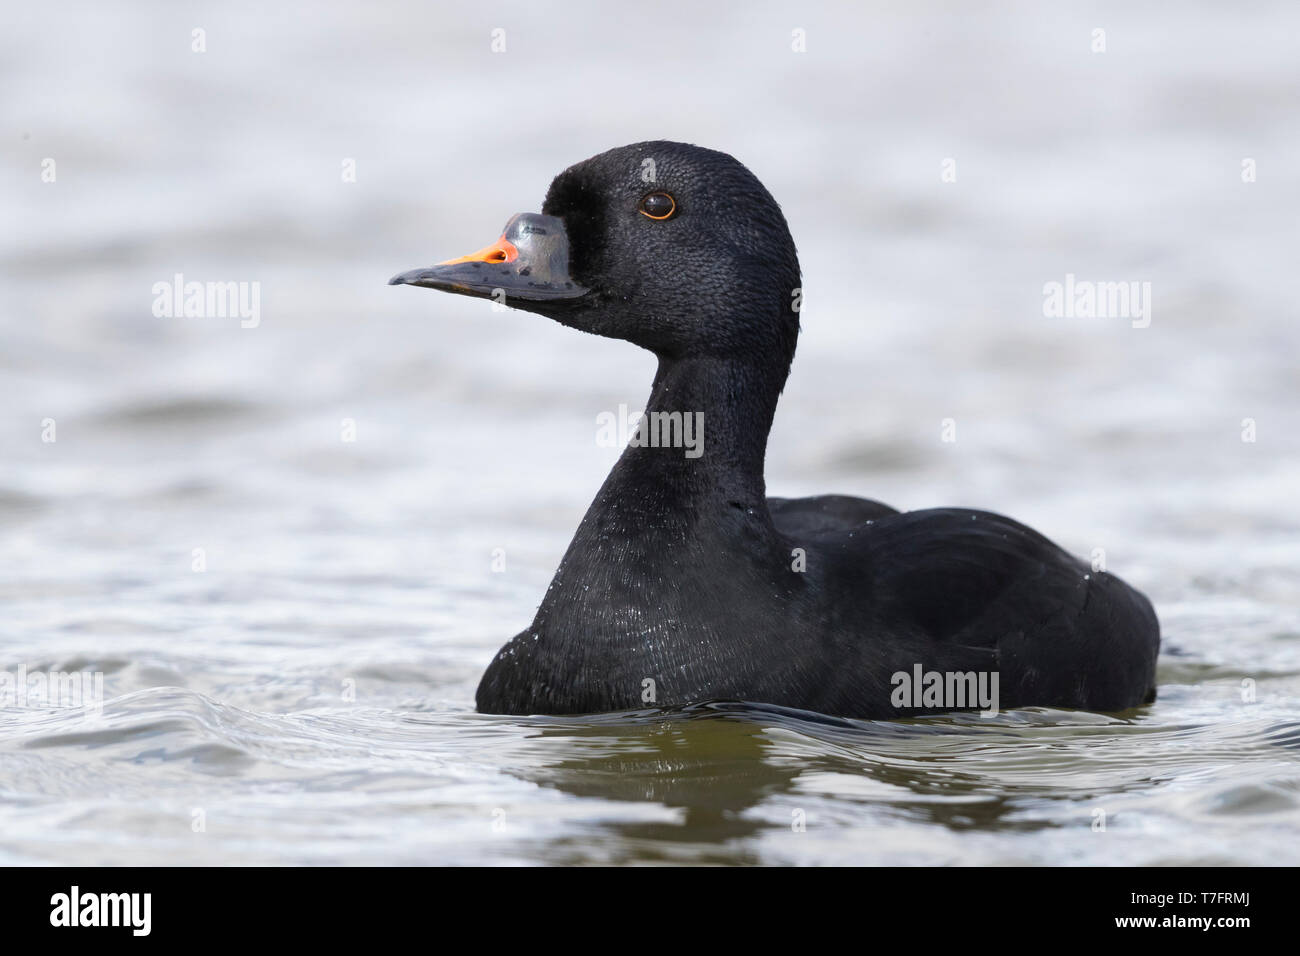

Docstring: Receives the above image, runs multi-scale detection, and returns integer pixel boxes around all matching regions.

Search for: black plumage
[391,141,1160,719]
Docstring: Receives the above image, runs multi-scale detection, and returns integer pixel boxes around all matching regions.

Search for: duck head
[390,141,802,366]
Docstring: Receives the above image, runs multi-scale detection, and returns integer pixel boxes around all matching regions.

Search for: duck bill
[388,212,589,304]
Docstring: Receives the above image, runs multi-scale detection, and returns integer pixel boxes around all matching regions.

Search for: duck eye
[638,192,676,220]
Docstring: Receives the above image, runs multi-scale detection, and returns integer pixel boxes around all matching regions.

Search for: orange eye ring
[638,192,676,220]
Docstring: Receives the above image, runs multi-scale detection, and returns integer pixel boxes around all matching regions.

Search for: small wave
[92,397,264,429]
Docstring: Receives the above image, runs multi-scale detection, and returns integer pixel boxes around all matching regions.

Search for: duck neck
[605,352,787,512]
[528,350,792,650]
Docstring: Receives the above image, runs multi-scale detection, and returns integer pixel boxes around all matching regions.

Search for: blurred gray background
[2,1,1298,865]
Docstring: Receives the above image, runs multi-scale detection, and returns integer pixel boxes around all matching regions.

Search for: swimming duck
[390,141,1160,719]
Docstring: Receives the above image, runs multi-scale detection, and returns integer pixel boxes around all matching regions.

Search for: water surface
[3,1,1298,865]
